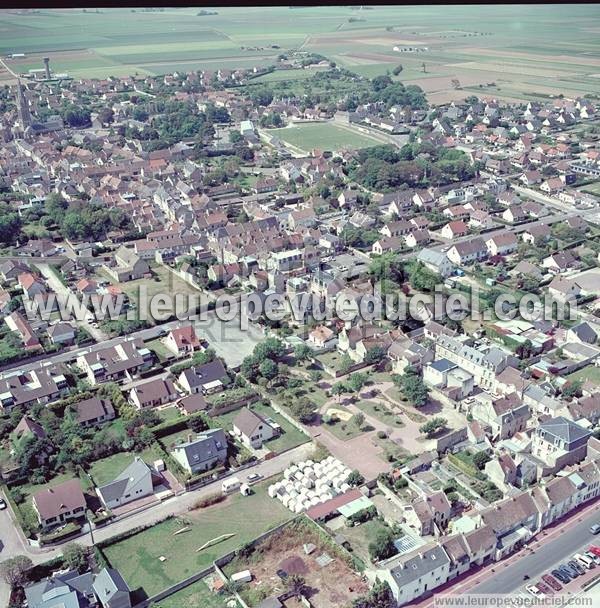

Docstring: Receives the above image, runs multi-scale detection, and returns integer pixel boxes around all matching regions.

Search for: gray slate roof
[92,568,131,607]
[97,457,152,504]
[172,428,227,467]
[388,544,450,587]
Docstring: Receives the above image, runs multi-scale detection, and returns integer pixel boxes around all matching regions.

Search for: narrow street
[35,263,108,342]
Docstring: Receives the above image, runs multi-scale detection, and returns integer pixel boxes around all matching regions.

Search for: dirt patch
[226,523,368,608]
[279,555,309,576]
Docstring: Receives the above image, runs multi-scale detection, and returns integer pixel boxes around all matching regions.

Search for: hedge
[40,522,81,545]
[97,515,173,550]
[150,411,208,439]
[206,387,257,407]
[448,453,479,478]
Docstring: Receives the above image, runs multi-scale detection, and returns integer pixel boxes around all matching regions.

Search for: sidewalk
[409,497,600,607]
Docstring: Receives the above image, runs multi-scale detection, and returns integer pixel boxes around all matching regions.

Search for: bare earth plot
[223,520,368,608]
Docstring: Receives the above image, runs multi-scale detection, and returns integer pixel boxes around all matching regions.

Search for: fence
[133,565,216,608]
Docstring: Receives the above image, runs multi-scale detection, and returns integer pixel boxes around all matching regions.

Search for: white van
[222,477,241,495]
[574,553,594,570]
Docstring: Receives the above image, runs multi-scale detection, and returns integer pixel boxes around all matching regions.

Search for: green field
[582,181,600,197]
[269,123,382,153]
[154,576,232,608]
[566,365,600,387]
[102,482,291,598]
[355,400,403,427]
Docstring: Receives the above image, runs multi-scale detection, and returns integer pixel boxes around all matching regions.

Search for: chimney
[43,57,51,80]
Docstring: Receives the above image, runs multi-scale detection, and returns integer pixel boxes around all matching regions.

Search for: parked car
[551,569,569,584]
[585,551,600,566]
[526,585,544,598]
[590,523,600,535]
[246,472,263,484]
[561,563,578,578]
[0,497,6,510]
[568,560,585,575]
[536,581,553,596]
[574,552,595,570]
[589,545,600,558]
[542,574,562,591]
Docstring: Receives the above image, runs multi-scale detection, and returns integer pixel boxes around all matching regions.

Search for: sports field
[2,6,600,102]
[269,122,382,153]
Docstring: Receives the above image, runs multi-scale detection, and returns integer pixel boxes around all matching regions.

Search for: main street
[469,502,600,596]
[410,497,600,608]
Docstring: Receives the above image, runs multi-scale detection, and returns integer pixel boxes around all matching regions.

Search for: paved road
[0,295,261,377]
[471,503,600,595]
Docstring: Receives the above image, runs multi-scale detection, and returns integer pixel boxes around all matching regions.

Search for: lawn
[158,406,183,423]
[208,402,310,454]
[268,123,382,153]
[87,446,163,487]
[146,338,175,362]
[317,350,347,374]
[582,182,600,197]
[355,400,403,427]
[154,576,232,608]
[323,414,365,441]
[102,481,291,599]
[566,365,600,387]
[341,518,390,563]
[113,264,203,319]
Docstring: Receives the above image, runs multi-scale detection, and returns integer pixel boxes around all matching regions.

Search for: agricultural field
[2,6,599,103]
[268,123,382,154]
[101,481,291,599]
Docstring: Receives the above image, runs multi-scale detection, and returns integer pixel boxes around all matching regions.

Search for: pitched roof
[33,479,86,521]
[97,458,152,504]
[92,568,130,606]
[172,428,227,467]
[233,407,269,438]
[70,396,115,425]
[537,416,591,445]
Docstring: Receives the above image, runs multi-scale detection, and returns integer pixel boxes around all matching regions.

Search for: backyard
[87,445,164,487]
[101,482,292,599]
[566,364,600,387]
